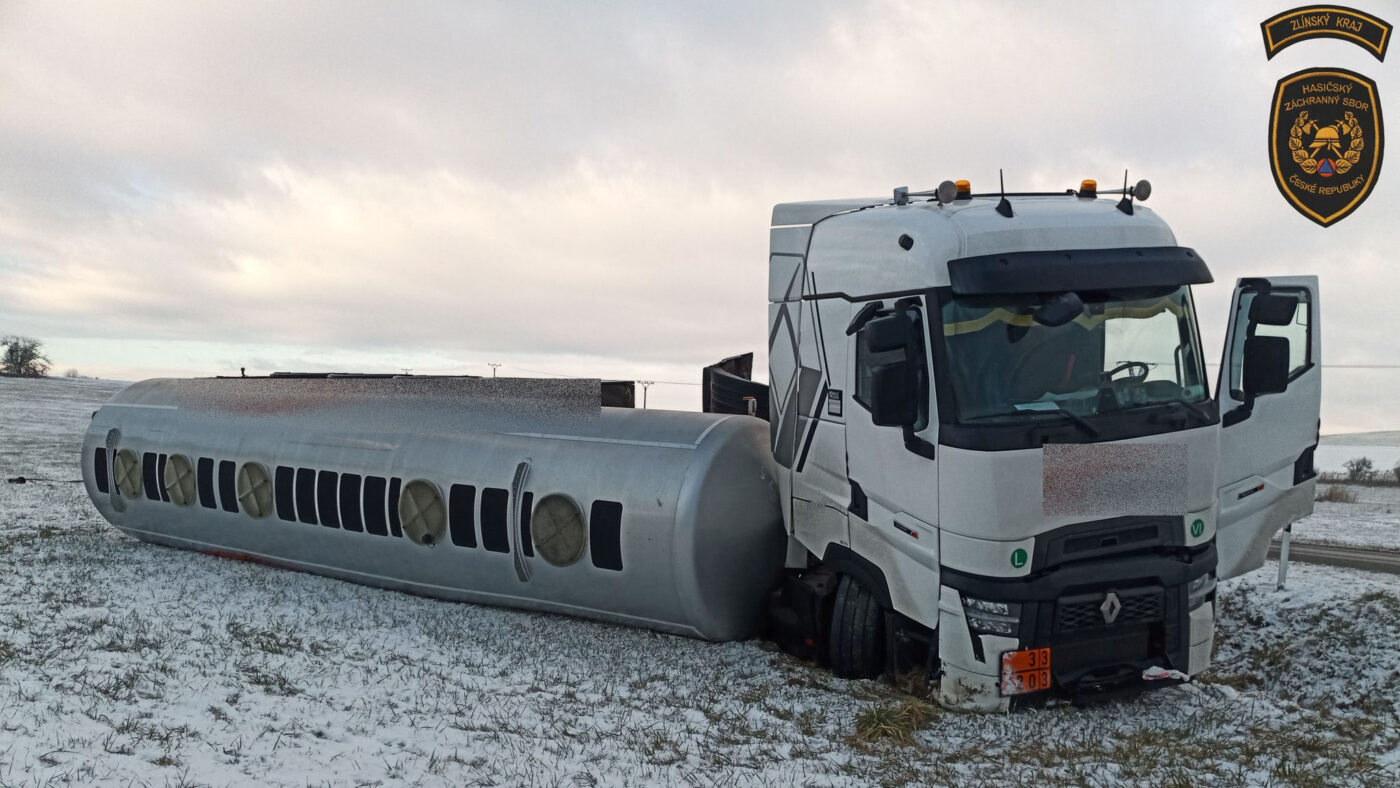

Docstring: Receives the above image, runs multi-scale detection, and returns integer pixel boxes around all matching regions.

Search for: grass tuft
[1316,485,1358,503]
[848,700,934,747]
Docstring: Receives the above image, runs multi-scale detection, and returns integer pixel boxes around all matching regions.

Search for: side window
[1228,288,1311,398]
[853,306,912,410]
[853,303,930,430]
[1256,295,1310,377]
[853,334,907,409]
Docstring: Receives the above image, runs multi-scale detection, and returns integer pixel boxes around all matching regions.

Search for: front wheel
[828,574,886,679]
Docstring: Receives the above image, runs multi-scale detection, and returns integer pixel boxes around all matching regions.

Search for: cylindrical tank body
[81,377,785,641]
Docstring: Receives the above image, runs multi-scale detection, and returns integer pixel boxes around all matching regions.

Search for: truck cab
[761,181,1320,711]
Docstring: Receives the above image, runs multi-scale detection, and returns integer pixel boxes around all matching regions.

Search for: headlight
[1187,572,1216,610]
[962,596,1021,636]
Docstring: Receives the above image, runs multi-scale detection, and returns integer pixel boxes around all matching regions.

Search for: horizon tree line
[1,335,52,377]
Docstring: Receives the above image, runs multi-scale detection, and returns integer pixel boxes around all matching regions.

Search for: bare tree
[1,336,52,377]
[1344,456,1376,482]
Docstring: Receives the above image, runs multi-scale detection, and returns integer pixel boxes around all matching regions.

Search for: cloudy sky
[1,1,1396,428]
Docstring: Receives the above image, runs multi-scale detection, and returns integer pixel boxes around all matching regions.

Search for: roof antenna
[1116,169,1134,215]
[995,169,1013,218]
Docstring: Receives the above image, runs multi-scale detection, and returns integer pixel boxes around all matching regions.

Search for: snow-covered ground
[1294,485,1400,552]
[1288,432,1400,551]
[2,377,1399,786]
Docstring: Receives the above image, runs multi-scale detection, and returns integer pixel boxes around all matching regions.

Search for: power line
[1206,362,1400,369]
[509,365,703,385]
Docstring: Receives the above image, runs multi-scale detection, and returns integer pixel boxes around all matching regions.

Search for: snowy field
[2,377,1399,786]
[1294,485,1400,552]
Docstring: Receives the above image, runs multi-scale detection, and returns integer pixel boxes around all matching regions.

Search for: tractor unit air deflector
[948,247,1211,295]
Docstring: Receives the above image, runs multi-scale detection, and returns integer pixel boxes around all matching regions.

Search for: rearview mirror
[868,361,918,426]
[1249,293,1299,326]
[863,313,912,352]
[1033,292,1084,327]
[1243,335,1289,397]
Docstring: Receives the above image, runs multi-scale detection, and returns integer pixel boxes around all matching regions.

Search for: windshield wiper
[1051,408,1100,438]
[968,408,1101,437]
[1163,399,1212,423]
[963,407,1101,436]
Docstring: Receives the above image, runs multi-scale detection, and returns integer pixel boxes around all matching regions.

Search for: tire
[828,574,886,679]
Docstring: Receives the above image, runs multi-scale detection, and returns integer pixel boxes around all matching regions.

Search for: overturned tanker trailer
[81,375,785,641]
[85,178,1325,711]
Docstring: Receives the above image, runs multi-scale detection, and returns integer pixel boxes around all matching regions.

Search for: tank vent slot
[589,500,624,571]
[481,488,510,552]
[399,479,447,546]
[237,462,274,519]
[163,454,196,507]
[274,466,297,521]
[317,471,341,528]
[219,461,239,513]
[198,458,218,509]
[113,449,142,500]
[387,478,404,537]
[449,484,477,547]
[339,474,364,532]
[362,476,389,535]
[93,448,109,494]
[295,468,318,525]
[531,494,587,567]
[142,452,160,500]
[156,454,170,502]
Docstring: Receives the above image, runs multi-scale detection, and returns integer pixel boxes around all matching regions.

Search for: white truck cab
[749,180,1320,711]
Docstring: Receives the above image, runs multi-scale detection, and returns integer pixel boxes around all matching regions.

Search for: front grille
[1055,587,1163,633]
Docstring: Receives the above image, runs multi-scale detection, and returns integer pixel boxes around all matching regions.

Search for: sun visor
[947,247,1212,295]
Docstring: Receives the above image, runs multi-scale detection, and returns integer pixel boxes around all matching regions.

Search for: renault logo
[1100,592,1123,624]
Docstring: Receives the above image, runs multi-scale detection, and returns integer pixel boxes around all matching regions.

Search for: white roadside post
[1277,523,1293,590]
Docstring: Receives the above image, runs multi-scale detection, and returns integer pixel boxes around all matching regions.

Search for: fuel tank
[81,377,785,641]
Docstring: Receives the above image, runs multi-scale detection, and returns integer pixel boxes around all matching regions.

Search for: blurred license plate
[1000,647,1052,695]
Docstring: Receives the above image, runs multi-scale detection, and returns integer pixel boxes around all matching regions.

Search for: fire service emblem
[1270,67,1384,226]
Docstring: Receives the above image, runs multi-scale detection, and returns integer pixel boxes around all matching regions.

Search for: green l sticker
[1191,519,1205,538]
[1010,548,1028,568]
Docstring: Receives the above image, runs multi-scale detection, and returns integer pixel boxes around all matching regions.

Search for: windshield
[937,285,1208,423]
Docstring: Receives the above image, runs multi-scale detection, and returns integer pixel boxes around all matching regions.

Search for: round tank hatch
[237,462,273,519]
[399,479,446,546]
[531,494,587,567]
[113,449,142,499]
[163,454,196,506]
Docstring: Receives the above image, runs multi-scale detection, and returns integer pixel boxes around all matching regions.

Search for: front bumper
[936,542,1216,711]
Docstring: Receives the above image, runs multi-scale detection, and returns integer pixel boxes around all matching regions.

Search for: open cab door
[1216,276,1321,579]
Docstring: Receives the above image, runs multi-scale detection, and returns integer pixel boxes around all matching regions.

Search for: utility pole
[637,380,653,409]
[488,363,501,378]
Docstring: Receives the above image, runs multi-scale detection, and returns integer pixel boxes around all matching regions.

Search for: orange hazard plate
[1000,647,1052,695]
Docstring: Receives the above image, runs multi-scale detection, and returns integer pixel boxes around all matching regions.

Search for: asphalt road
[1268,539,1400,574]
